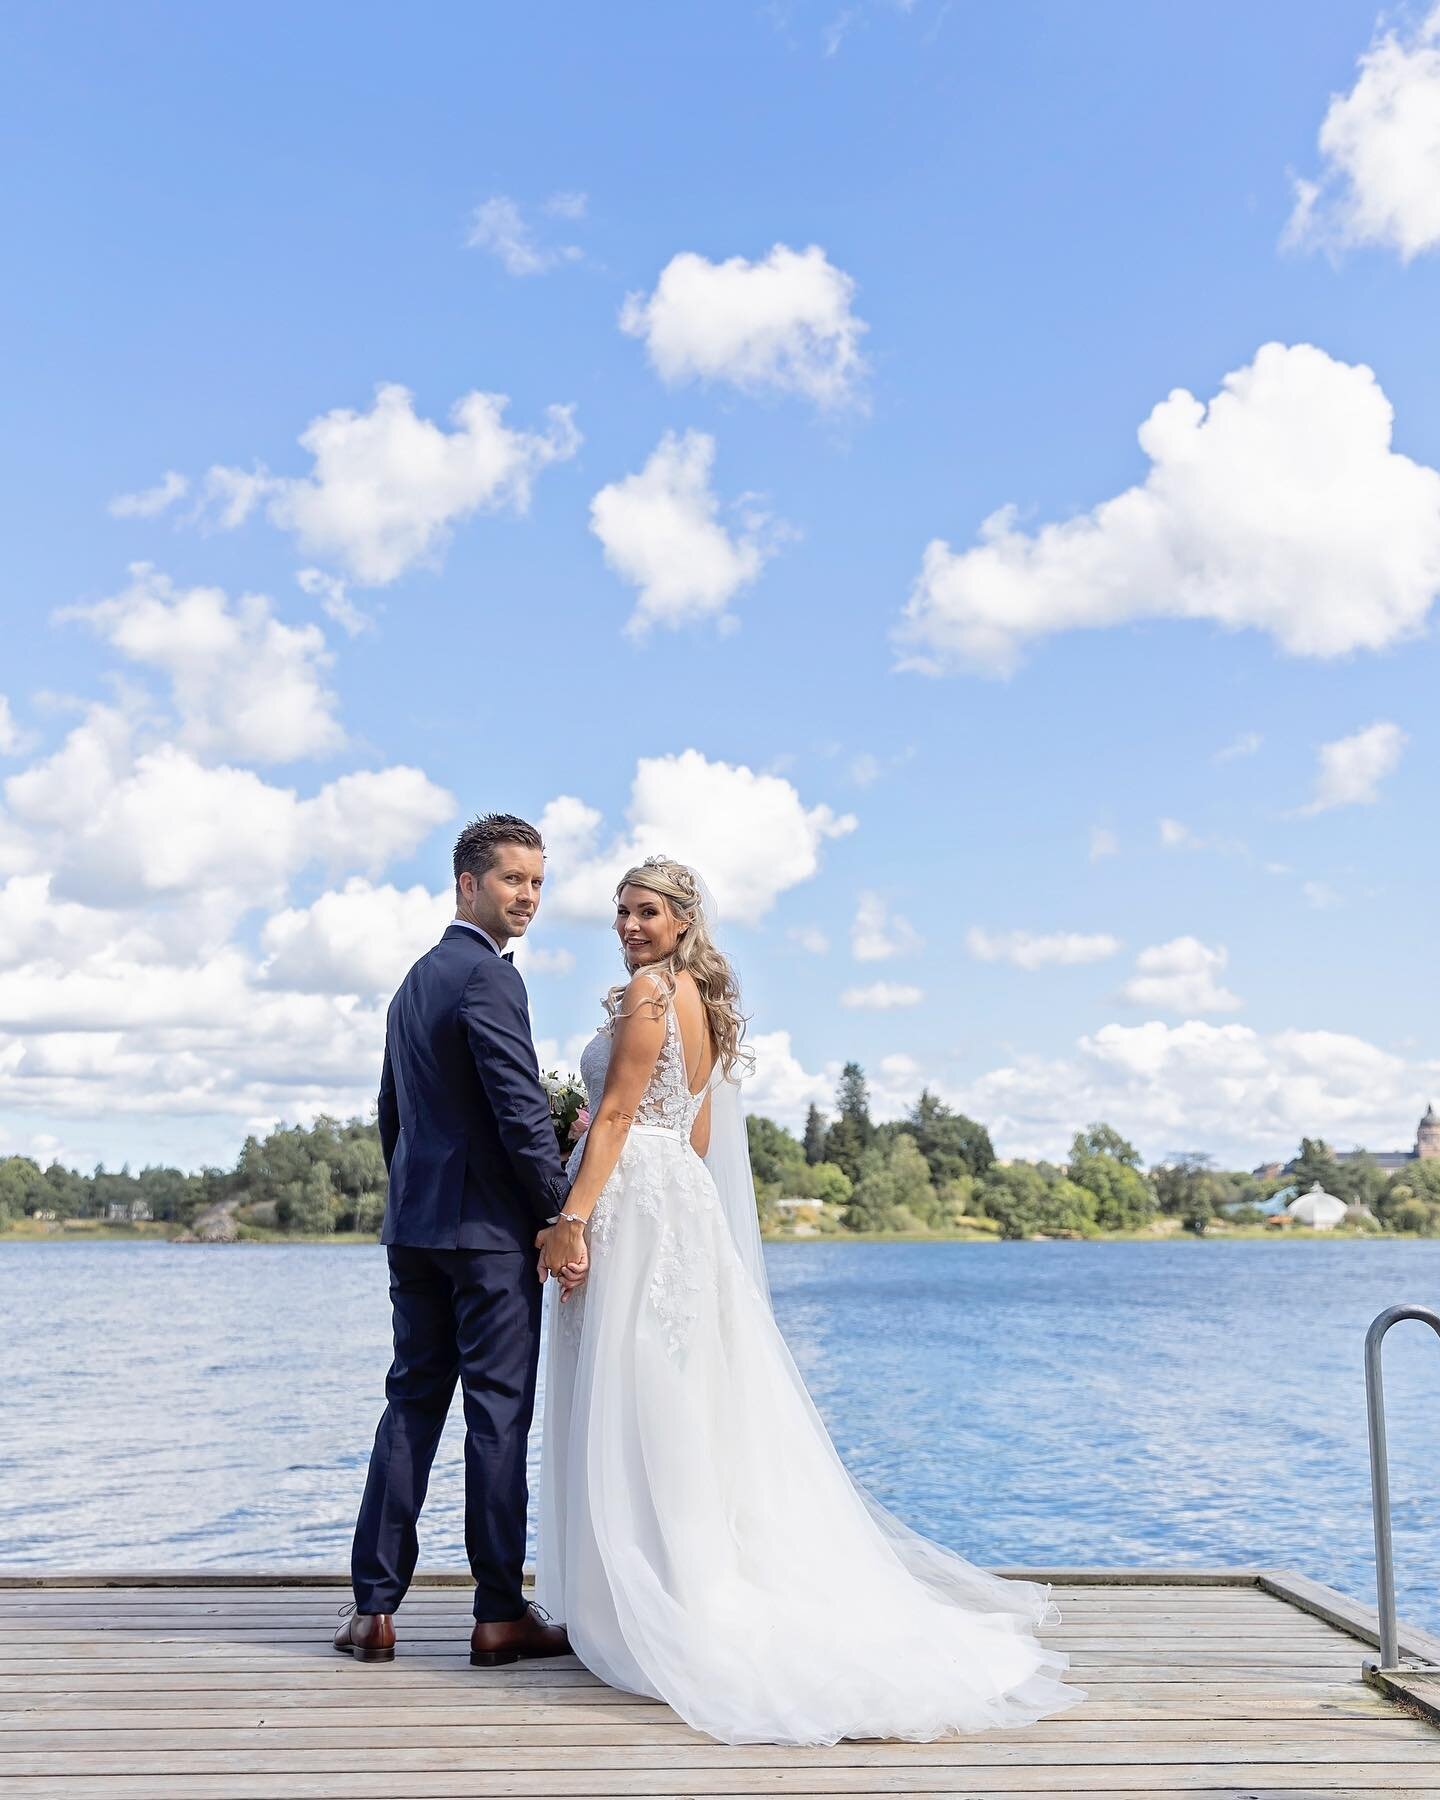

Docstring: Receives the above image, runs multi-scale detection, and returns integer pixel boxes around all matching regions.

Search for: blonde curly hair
[607,856,751,1079]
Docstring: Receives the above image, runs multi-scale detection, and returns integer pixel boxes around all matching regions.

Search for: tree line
[4,1066,1439,1238]
[0,1117,386,1236]
[746,1063,1440,1238]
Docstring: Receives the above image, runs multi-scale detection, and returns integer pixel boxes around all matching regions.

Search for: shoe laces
[338,1601,357,1619]
[528,1601,553,1624]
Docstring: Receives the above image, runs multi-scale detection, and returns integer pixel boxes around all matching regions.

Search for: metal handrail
[1364,1303,1440,1672]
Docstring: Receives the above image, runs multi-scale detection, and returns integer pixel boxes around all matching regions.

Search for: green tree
[91,1163,140,1221]
[134,1165,205,1224]
[905,1090,995,1184]
[1181,1188,1214,1236]
[0,1156,47,1224]
[745,1115,807,1195]
[1068,1124,1155,1232]
[1150,1154,1222,1234]
[347,1188,387,1234]
[792,1160,853,1206]
[936,1172,979,1227]
[42,1161,90,1219]
[1379,1161,1440,1233]
[824,1062,875,1182]
[330,1124,387,1224]
[236,1119,368,1234]
[802,1104,828,1166]
[843,1133,936,1232]
[1290,1136,1342,1193]
[1072,1123,1141,1168]
[1326,1153,1387,1212]
[977,1162,1099,1240]
[280,1163,339,1235]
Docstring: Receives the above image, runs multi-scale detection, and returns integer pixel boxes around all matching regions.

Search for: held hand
[543,1218,587,1276]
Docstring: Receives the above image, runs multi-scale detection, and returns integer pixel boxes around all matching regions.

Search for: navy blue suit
[352,923,571,1621]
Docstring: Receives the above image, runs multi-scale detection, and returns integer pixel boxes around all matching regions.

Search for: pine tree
[907,1090,995,1183]
[802,1104,828,1166]
[824,1062,875,1182]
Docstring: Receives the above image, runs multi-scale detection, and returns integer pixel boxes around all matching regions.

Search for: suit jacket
[377,924,570,1251]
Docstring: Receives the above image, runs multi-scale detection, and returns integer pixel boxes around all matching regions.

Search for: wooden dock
[2,1568,1439,1798]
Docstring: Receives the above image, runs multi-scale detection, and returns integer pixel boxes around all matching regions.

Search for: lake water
[5,1239,1440,1629]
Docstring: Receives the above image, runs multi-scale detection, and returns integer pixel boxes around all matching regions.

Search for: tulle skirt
[536,1123,1084,1745]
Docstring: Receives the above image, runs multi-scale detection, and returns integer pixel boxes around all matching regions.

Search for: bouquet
[541,1069,588,1155]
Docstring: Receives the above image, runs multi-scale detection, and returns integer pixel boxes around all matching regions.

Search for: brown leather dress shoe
[470,1602,570,1667]
[333,1604,396,1662]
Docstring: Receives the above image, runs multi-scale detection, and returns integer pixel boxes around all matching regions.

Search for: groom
[336,813,581,1666]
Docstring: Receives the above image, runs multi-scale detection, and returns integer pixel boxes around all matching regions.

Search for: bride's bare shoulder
[614,966,673,1021]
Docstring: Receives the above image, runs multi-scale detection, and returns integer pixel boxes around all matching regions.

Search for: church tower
[1418,1104,1440,1162]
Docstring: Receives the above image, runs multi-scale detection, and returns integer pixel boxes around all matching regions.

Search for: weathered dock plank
[0,1573,1433,1798]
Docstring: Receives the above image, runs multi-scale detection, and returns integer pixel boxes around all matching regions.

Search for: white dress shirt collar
[451,917,505,958]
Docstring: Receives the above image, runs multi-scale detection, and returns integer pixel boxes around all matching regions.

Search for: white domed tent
[1287,1182,1348,1231]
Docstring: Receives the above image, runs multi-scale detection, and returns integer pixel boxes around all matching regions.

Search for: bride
[534,856,1082,1746]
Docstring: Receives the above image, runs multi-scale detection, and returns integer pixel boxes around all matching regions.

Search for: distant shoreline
[0,1223,1408,1246]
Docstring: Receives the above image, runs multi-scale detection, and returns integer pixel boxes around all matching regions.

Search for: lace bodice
[578,976,707,1138]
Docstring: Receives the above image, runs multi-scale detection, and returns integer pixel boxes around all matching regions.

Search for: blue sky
[1,0,1437,1172]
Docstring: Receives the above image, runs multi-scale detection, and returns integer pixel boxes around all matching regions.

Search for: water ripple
[5,1239,1438,1626]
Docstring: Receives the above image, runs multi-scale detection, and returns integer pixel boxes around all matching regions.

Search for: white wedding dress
[536,982,1082,1746]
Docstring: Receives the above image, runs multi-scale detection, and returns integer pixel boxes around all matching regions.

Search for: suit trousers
[351,1245,543,1621]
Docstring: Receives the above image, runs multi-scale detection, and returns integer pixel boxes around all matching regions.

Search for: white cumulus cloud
[966,927,1121,970]
[1298,720,1407,814]
[108,470,189,519]
[0,698,21,757]
[200,464,276,530]
[1284,6,1440,261]
[0,599,465,1163]
[60,566,344,764]
[515,943,576,977]
[851,891,922,961]
[539,749,856,925]
[1215,731,1263,763]
[589,431,782,637]
[951,1020,1439,1168]
[3,706,452,915]
[620,243,868,409]
[466,194,583,275]
[203,382,580,586]
[841,980,923,1010]
[261,879,450,997]
[746,1029,834,1125]
[1089,826,1119,861]
[1120,937,1242,1016]
[296,568,375,638]
[895,342,1440,676]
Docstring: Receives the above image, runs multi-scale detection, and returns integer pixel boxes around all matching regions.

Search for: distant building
[1334,1103,1440,1172]
[1258,1106,1440,1179]
[1286,1183,1348,1231]
[104,1199,154,1223]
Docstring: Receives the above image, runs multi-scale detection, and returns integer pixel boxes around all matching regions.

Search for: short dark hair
[453,813,544,886]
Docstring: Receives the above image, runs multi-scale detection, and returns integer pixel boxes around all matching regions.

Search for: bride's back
[669,968,715,1153]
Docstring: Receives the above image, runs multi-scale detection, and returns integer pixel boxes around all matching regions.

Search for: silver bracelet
[553,1211,587,1228]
